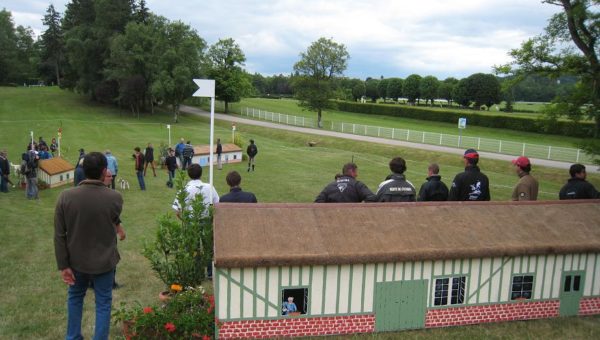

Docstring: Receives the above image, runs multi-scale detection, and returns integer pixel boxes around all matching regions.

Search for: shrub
[113,286,217,339]
[142,171,213,288]
[334,100,595,138]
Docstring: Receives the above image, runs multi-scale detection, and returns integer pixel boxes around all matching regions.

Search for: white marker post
[192,79,216,203]
[232,123,236,143]
[167,124,172,147]
[458,117,467,147]
[58,127,62,157]
[30,131,34,149]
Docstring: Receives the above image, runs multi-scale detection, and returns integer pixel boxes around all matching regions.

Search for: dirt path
[179,105,599,173]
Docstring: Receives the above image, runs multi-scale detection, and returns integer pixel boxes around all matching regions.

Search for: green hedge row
[335,101,595,138]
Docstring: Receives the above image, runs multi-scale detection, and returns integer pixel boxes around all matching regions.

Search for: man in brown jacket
[511,156,539,201]
[54,152,123,340]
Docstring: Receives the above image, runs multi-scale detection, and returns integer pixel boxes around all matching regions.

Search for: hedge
[335,101,595,138]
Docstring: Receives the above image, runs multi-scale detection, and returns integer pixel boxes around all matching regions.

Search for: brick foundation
[217,314,375,339]
[579,297,600,315]
[425,300,560,328]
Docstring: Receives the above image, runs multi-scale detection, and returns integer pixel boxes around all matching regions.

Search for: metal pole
[167,125,171,147]
[209,97,215,203]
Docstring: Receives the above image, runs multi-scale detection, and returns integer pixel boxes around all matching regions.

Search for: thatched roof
[193,143,241,155]
[213,201,600,268]
[39,157,75,175]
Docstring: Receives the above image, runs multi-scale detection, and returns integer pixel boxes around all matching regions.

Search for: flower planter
[159,291,172,302]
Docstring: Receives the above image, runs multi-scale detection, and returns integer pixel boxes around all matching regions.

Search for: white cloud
[3,0,563,78]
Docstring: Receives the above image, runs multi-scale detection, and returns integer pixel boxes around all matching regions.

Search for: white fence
[239,107,591,164]
[241,107,316,128]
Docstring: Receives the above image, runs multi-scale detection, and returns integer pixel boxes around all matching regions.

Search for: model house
[38,157,75,188]
[177,143,242,167]
[212,201,600,339]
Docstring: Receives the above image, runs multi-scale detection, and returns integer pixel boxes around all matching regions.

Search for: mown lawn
[1,86,599,339]
[208,97,592,150]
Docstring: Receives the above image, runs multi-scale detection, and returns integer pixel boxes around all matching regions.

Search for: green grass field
[1,86,599,339]
[210,98,590,150]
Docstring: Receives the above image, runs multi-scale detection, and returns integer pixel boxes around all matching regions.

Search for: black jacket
[559,178,599,199]
[165,155,178,171]
[216,143,222,155]
[182,144,194,159]
[247,144,258,158]
[0,156,9,177]
[144,147,154,162]
[315,175,375,203]
[220,187,258,203]
[418,175,449,201]
[448,166,490,201]
[375,173,416,202]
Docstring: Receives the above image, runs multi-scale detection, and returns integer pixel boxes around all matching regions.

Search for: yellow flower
[170,284,183,292]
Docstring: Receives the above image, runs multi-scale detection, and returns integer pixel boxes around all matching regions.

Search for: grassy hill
[0,86,599,339]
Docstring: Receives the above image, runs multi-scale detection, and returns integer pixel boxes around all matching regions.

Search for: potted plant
[142,170,213,296]
[113,286,217,339]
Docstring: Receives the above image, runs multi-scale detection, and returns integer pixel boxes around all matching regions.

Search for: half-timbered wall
[215,253,600,321]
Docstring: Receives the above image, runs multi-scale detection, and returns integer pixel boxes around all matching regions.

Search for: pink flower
[143,306,153,314]
[164,322,176,333]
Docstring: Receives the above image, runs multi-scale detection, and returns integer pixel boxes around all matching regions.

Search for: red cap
[512,156,530,168]
[463,148,479,159]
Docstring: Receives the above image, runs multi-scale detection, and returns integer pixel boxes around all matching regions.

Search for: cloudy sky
[5,0,561,79]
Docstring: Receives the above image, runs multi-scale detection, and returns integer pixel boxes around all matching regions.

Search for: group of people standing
[315,148,599,203]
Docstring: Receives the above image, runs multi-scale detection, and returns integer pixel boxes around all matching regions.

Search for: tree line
[0,1,250,121]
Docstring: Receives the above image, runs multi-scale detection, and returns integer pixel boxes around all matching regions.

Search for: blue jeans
[66,269,114,340]
[136,170,145,190]
[168,170,175,185]
[26,177,38,199]
[182,157,192,170]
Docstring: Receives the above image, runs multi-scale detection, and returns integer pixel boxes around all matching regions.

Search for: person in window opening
[282,296,297,315]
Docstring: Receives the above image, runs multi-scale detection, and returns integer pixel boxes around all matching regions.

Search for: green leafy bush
[142,170,213,288]
[334,100,595,138]
[113,286,217,339]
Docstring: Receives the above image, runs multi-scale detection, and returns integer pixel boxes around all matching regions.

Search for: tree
[293,37,349,128]
[438,77,458,105]
[420,75,439,105]
[150,20,206,122]
[377,78,389,102]
[500,0,599,137]
[403,74,421,104]
[40,4,64,86]
[454,78,470,107]
[386,78,403,101]
[351,80,365,101]
[0,10,38,85]
[466,73,501,110]
[365,78,379,102]
[207,38,251,114]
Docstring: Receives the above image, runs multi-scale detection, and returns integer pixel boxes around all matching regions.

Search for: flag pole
[209,96,215,204]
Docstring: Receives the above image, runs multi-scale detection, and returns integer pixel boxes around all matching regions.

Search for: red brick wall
[425,300,560,328]
[217,314,375,339]
[579,297,600,315]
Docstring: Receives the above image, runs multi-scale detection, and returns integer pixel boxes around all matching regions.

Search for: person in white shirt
[172,163,219,218]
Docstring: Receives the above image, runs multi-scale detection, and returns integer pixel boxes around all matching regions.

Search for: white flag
[193,79,215,98]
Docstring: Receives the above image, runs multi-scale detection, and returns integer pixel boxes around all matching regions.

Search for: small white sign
[167,124,171,129]
[232,124,236,131]
[458,118,467,129]
[193,79,215,98]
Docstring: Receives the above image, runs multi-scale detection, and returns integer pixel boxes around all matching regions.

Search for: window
[511,275,534,300]
[281,288,308,316]
[434,276,466,306]
[66,173,70,179]
[60,175,63,181]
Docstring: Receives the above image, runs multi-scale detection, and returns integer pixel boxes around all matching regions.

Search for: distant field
[205,98,591,150]
[1,87,599,339]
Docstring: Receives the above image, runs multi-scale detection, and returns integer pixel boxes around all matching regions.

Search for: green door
[374,280,427,332]
[559,271,585,316]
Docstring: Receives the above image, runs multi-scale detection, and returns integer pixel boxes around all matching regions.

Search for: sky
[4,0,562,79]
